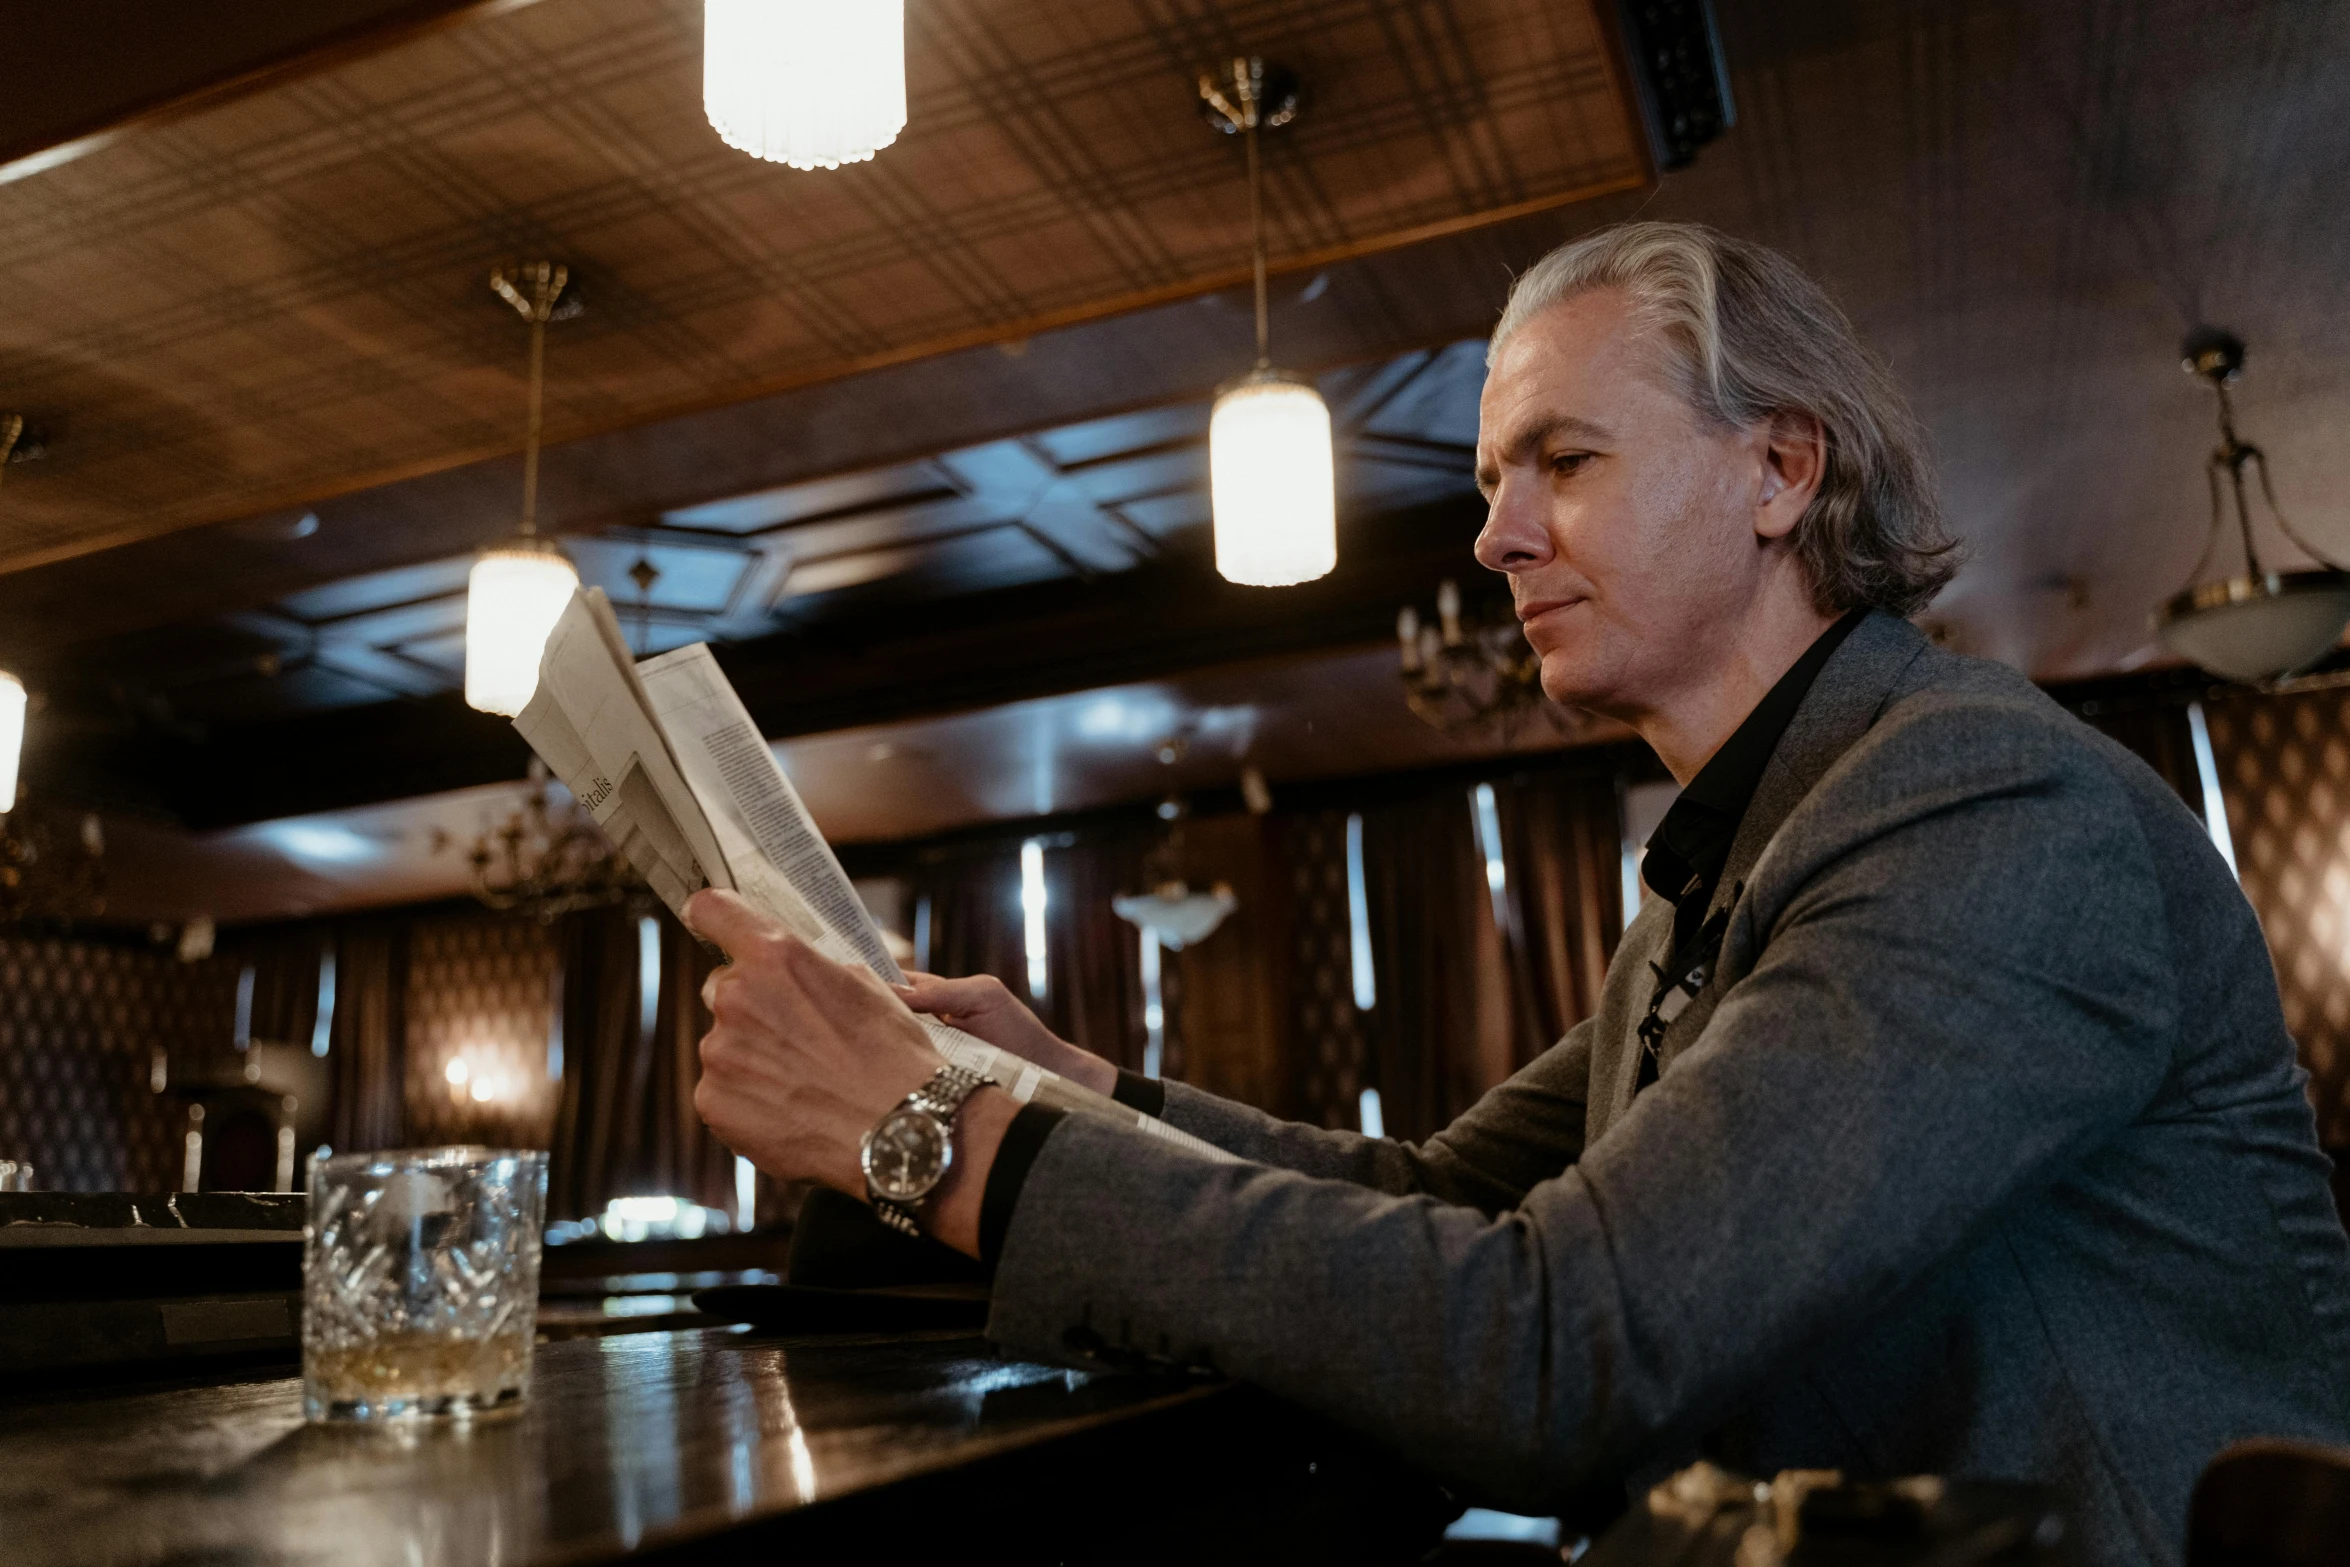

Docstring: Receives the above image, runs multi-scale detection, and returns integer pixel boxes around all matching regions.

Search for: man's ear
[1755,412,1826,542]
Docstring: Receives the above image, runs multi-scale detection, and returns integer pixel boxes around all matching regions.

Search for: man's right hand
[895,971,1120,1098]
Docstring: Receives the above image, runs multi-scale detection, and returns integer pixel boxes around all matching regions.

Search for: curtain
[547,904,736,1221]
[548,907,635,1221]
[912,846,1028,993]
[1042,830,1151,1075]
[235,925,324,1049]
[326,921,407,1153]
[656,914,739,1211]
[1358,792,1488,1143]
[1489,769,1624,1067]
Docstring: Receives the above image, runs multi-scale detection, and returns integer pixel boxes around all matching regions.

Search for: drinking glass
[303,1146,548,1421]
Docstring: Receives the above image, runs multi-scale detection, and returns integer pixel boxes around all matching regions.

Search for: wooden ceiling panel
[0,0,1641,573]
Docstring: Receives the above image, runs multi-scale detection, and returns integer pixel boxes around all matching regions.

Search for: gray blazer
[986,611,2350,1566]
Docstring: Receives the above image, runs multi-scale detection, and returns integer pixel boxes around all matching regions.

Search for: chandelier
[2152,328,2350,683]
[703,0,907,171]
[1396,578,1568,739]
[466,262,583,718]
[0,795,108,928]
[449,765,637,922]
[1113,809,1237,951]
[1199,58,1335,588]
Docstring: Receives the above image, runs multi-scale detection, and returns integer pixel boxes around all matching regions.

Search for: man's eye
[1550,451,1591,476]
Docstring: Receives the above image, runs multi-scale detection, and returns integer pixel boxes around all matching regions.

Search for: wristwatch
[861,1063,997,1237]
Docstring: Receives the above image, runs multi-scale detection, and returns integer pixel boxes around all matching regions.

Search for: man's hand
[683,890,1011,1258]
[897,971,1119,1098]
[685,889,952,1194]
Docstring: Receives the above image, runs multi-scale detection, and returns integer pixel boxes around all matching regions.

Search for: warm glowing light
[0,671,22,813]
[465,548,578,716]
[703,0,907,171]
[470,1078,497,1103]
[1020,838,1049,1001]
[445,1058,471,1086]
[1209,371,1336,586]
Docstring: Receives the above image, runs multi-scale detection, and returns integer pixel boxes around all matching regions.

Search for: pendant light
[703,0,907,171]
[1200,59,1335,588]
[2152,329,2350,683]
[465,263,582,717]
[0,414,30,810]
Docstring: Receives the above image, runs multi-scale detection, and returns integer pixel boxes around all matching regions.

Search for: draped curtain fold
[1489,769,1624,1067]
[546,905,734,1221]
[1042,831,1151,1075]
[1359,793,1488,1144]
[238,926,324,1049]
[326,922,406,1153]
[912,847,1028,994]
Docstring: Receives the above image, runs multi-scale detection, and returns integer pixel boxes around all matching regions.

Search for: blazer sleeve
[984,703,2178,1513]
[1143,1019,1597,1213]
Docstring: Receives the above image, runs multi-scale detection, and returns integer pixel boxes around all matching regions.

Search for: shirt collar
[1641,609,1867,906]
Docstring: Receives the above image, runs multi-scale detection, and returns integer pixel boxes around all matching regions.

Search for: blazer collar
[1705,609,1933,920]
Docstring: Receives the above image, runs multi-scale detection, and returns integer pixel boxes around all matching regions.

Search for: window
[1345,812,1376,1011]
[232,963,256,1051]
[637,914,662,1046]
[310,949,337,1058]
[1139,929,1165,1078]
[1470,781,1509,926]
[735,1155,758,1231]
[1020,838,1050,1002]
[2186,701,2239,877]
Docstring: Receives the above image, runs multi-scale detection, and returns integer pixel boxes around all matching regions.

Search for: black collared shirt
[1640,610,1866,959]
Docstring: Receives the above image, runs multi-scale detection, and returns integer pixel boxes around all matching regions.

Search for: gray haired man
[683,221,2350,1566]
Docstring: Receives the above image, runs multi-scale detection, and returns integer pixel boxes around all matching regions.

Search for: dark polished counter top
[0,1326,1269,1566]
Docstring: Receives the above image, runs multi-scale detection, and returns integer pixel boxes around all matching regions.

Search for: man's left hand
[684,889,944,1196]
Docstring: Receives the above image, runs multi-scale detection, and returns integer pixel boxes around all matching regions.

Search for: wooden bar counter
[0,1325,1409,1566]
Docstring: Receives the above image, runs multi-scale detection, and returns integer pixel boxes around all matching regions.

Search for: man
[683,222,2350,1566]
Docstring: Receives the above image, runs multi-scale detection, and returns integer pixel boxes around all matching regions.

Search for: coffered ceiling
[0,0,1638,573]
[8,0,2350,901]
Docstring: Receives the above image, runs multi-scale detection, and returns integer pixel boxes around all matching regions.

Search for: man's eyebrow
[1475,411,1611,493]
[1499,411,1613,461]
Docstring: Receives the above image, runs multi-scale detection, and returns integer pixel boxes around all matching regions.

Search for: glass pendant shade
[704,0,907,171]
[1113,884,1238,950]
[1210,370,1336,587]
[0,671,22,812]
[465,546,580,717]
[2154,571,2350,683]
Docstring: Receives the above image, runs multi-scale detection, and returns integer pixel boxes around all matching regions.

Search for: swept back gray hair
[1490,221,1960,617]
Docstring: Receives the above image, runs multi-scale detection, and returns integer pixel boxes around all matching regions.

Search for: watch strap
[867,1063,997,1236]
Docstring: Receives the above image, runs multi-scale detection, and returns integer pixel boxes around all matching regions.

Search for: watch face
[863,1108,950,1203]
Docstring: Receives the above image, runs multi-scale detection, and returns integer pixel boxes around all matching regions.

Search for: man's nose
[1473,477,1553,575]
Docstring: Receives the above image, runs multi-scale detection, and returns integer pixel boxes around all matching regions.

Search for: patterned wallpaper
[0,934,235,1191]
[2204,687,2350,1149]
[401,914,562,1153]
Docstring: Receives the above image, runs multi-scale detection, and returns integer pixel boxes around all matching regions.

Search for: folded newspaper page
[518,589,1233,1163]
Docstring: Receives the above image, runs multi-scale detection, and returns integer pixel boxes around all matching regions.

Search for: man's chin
[1534,649,1630,719]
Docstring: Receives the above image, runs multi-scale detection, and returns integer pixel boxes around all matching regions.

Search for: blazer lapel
[1607,612,1935,1112]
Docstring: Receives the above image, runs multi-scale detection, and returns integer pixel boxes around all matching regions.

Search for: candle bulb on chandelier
[1437,579,1463,647]
[1397,607,1422,673]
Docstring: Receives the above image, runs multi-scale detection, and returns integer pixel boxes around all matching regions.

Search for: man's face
[1474,288,1780,718]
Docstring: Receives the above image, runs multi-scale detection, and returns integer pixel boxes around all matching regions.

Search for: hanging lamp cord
[521,306,548,539]
[492,262,568,542]
[1239,61,1271,370]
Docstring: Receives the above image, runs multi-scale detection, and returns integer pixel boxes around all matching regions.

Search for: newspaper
[516,589,1233,1164]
